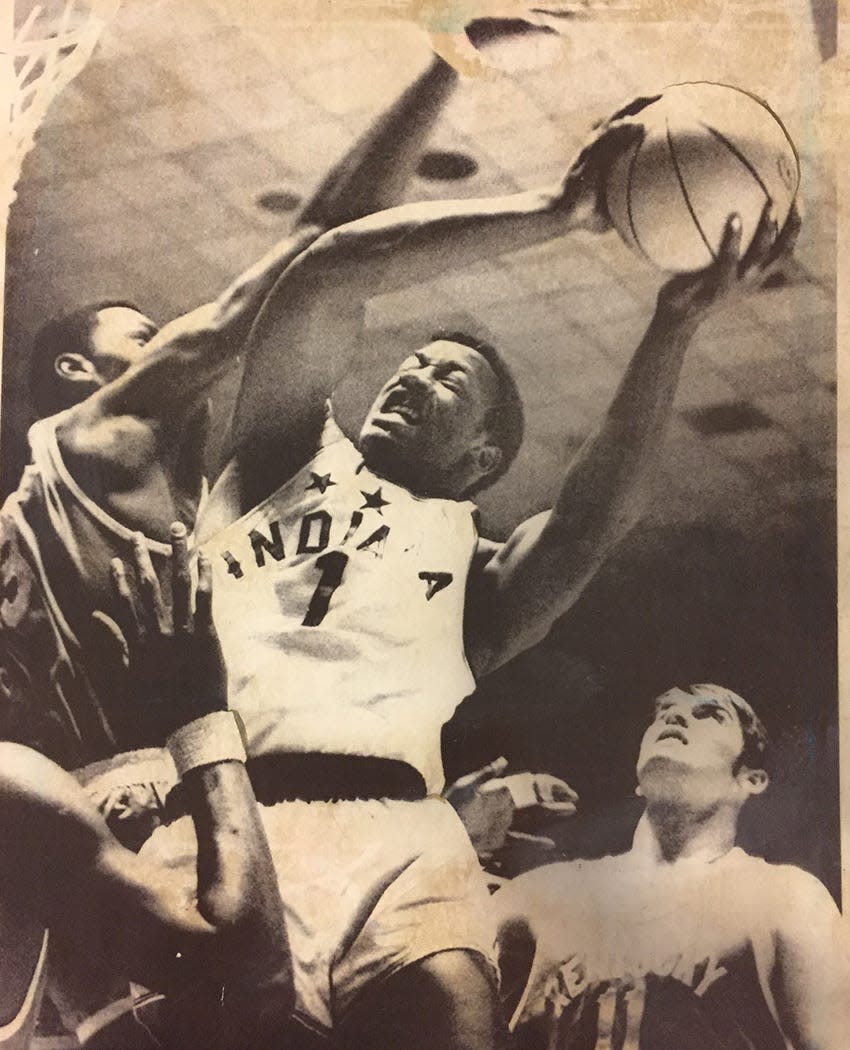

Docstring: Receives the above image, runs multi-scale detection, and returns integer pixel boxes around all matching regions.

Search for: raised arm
[78,55,461,430]
[227,124,640,472]
[72,224,324,430]
[465,204,801,676]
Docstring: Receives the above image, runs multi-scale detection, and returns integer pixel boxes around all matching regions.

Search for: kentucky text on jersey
[506,851,793,1050]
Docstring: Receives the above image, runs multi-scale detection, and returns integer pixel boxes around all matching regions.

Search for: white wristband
[167,711,247,778]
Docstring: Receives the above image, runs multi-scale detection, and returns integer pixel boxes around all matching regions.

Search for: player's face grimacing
[89,306,159,383]
[636,688,756,807]
[359,340,503,497]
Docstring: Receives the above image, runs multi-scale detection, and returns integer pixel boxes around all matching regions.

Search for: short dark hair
[655,683,770,773]
[29,300,143,418]
[430,330,525,494]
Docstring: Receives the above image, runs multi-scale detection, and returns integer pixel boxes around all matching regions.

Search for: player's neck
[633,803,738,867]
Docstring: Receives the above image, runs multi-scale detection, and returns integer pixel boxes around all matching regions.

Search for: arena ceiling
[3,0,836,543]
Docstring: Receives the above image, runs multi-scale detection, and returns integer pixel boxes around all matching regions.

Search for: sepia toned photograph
[0,1,845,1047]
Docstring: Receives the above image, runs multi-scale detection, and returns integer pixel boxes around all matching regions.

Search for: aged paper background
[0,0,844,1042]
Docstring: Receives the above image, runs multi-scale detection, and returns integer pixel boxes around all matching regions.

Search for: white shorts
[140,794,497,1032]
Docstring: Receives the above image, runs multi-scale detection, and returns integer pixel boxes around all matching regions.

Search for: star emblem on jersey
[419,571,453,601]
[360,488,390,515]
[306,472,335,494]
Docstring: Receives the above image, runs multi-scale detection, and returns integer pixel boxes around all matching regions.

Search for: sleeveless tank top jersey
[0,414,183,760]
[506,849,793,1050]
[198,413,478,793]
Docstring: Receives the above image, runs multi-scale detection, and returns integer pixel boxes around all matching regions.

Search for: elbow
[199,881,251,933]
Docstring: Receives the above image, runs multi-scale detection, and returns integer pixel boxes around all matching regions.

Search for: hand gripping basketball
[553,118,646,234]
[656,200,802,324]
[91,523,228,737]
[604,84,800,272]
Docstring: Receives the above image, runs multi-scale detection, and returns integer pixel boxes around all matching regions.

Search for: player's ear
[476,441,502,478]
[739,767,769,797]
[55,352,99,383]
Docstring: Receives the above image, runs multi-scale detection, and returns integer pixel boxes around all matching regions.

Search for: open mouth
[657,728,688,745]
[378,386,424,425]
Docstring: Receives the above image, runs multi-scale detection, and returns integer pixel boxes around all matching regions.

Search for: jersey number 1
[302,551,349,626]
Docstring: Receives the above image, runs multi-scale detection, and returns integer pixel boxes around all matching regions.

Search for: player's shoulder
[54,403,156,472]
[493,858,608,922]
[727,849,838,928]
[762,859,837,908]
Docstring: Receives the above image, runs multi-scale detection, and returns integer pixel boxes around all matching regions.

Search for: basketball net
[1,0,121,227]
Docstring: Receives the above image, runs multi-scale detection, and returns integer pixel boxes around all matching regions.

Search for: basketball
[605,83,800,273]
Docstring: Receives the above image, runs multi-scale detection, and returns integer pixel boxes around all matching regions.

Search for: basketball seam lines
[699,121,773,204]
[624,138,654,265]
[665,119,716,261]
[676,81,800,179]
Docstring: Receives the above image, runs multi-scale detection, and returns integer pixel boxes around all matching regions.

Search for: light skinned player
[494,684,850,1050]
[0,525,296,1050]
[140,108,800,1045]
[0,54,458,764]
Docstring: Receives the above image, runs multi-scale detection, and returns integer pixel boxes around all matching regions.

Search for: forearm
[95,226,322,423]
[297,55,458,229]
[291,185,574,298]
[181,761,286,946]
[214,224,324,345]
[552,303,698,535]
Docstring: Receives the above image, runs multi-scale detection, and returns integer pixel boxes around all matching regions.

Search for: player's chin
[360,423,418,475]
[361,418,416,454]
[638,752,693,780]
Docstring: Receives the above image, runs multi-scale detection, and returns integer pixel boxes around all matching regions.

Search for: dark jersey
[0,416,179,760]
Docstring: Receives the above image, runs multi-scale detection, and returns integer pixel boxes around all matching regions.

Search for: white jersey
[498,848,793,1050]
[198,413,478,792]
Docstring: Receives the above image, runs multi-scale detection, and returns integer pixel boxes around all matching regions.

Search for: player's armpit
[770,867,850,1050]
[465,507,624,677]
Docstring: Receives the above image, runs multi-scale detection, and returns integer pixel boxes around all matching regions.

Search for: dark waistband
[247,753,427,804]
[167,753,426,815]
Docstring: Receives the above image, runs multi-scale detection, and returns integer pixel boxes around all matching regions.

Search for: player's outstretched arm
[62,53,460,452]
[465,203,801,675]
[298,54,458,229]
[226,122,640,475]
[770,866,850,1050]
